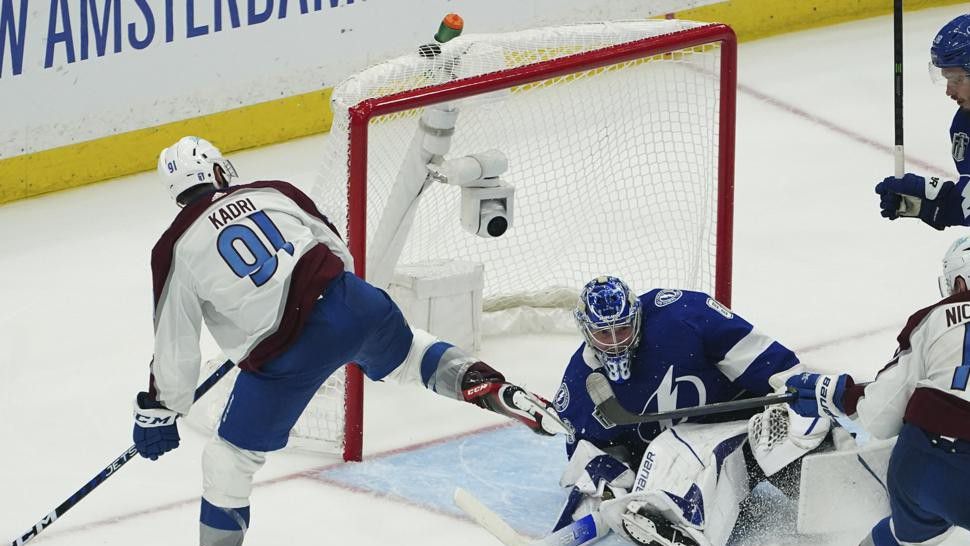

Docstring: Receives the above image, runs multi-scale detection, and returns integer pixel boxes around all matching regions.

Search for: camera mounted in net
[427,149,515,238]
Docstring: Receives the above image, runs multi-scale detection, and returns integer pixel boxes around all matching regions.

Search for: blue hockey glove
[785,373,849,419]
[874,174,967,230]
[133,392,180,460]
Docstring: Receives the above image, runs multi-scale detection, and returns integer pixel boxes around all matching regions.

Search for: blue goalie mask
[930,14,970,79]
[574,276,642,383]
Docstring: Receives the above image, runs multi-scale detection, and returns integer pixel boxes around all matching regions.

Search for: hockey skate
[621,503,699,546]
[461,362,569,436]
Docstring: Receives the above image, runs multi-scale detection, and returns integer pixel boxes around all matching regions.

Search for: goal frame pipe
[341,22,737,462]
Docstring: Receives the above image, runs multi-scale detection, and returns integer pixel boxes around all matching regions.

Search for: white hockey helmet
[940,235,970,297]
[157,136,237,205]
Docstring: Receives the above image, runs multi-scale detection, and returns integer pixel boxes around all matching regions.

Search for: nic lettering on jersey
[209,198,258,229]
[945,303,970,328]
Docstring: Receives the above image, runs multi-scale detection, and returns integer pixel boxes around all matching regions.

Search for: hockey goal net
[192,19,737,462]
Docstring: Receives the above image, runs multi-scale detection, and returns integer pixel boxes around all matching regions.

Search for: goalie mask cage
[240,19,735,462]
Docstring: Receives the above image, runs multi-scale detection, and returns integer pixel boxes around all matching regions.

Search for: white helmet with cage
[574,276,642,383]
[940,235,970,297]
[157,136,237,205]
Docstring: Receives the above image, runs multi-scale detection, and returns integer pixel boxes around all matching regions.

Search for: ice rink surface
[4,4,970,545]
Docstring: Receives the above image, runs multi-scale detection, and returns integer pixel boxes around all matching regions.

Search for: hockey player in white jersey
[787,235,970,546]
[550,276,830,546]
[132,136,567,546]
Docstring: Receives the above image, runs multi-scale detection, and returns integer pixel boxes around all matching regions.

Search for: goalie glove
[461,361,570,436]
[748,403,830,476]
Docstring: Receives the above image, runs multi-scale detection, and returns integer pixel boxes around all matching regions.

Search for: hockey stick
[10,359,236,546]
[585,372,795,426]
[454,487,600,546]
[893,0,905,180]
[892,0,921,215]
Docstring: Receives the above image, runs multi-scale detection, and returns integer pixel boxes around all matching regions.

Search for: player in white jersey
[132,136,567,546]
[787,235,970,546]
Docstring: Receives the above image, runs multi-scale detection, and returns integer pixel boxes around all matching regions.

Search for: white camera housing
[461,182,514,238]
[428,150,515,238]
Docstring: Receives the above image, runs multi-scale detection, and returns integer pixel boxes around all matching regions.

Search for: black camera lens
[486,216,508,237]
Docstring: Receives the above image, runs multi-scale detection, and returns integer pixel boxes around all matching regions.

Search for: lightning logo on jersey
[641,366,706,437]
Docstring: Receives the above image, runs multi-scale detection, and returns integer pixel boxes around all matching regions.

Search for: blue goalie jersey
[553,289,800,460]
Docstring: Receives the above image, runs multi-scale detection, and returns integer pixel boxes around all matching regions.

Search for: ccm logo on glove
[134,414,177,426]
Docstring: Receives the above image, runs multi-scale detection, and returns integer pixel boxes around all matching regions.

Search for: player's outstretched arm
[875,173,969,230]
[382,328,570,436]
[461,361,570,437]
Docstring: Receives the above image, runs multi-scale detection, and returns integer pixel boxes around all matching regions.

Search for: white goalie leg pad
[202,435,267,508]
[560,439,635,493]
[600,421,751,546]
[554,439,633,534]
[748,404,830,476]
[601,493,710,546]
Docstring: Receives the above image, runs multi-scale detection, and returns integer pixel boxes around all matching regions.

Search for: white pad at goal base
[387,260,483,353]
[796,431,894,535]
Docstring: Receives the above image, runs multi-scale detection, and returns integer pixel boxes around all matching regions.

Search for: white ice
[4,5,970,545]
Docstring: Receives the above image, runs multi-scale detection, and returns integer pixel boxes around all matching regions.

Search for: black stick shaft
[894,0,905,173]
[11,359,235,546]
[598,392,795,426]
[586,371,796,426]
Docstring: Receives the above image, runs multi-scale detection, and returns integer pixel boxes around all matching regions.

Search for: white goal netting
[314,19,733,313]
[192,19,736,460]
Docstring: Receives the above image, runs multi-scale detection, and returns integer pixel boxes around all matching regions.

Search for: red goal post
[323,21,736,462]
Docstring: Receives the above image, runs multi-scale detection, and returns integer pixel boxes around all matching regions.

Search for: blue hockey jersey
[553,289,800,461]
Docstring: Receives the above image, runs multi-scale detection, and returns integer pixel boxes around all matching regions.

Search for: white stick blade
[453,487,530,546]
[585,372,613,405]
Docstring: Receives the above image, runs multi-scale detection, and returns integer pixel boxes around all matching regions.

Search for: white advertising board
[0,0,721,158]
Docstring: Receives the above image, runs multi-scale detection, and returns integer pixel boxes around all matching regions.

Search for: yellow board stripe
[677,0,967,42]
[0,88,332,204]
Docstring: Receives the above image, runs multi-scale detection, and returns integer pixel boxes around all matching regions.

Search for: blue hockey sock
[420,341,453,386]
[870,517,901,546]
[200,498,251,531]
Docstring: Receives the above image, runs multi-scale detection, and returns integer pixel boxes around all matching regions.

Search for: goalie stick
[10,359,236,546]
[454,487,601,546]
[586,372,795,426]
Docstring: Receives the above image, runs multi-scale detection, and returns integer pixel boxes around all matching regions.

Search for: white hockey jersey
[148,181,354,414]
[849,291,970,441]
